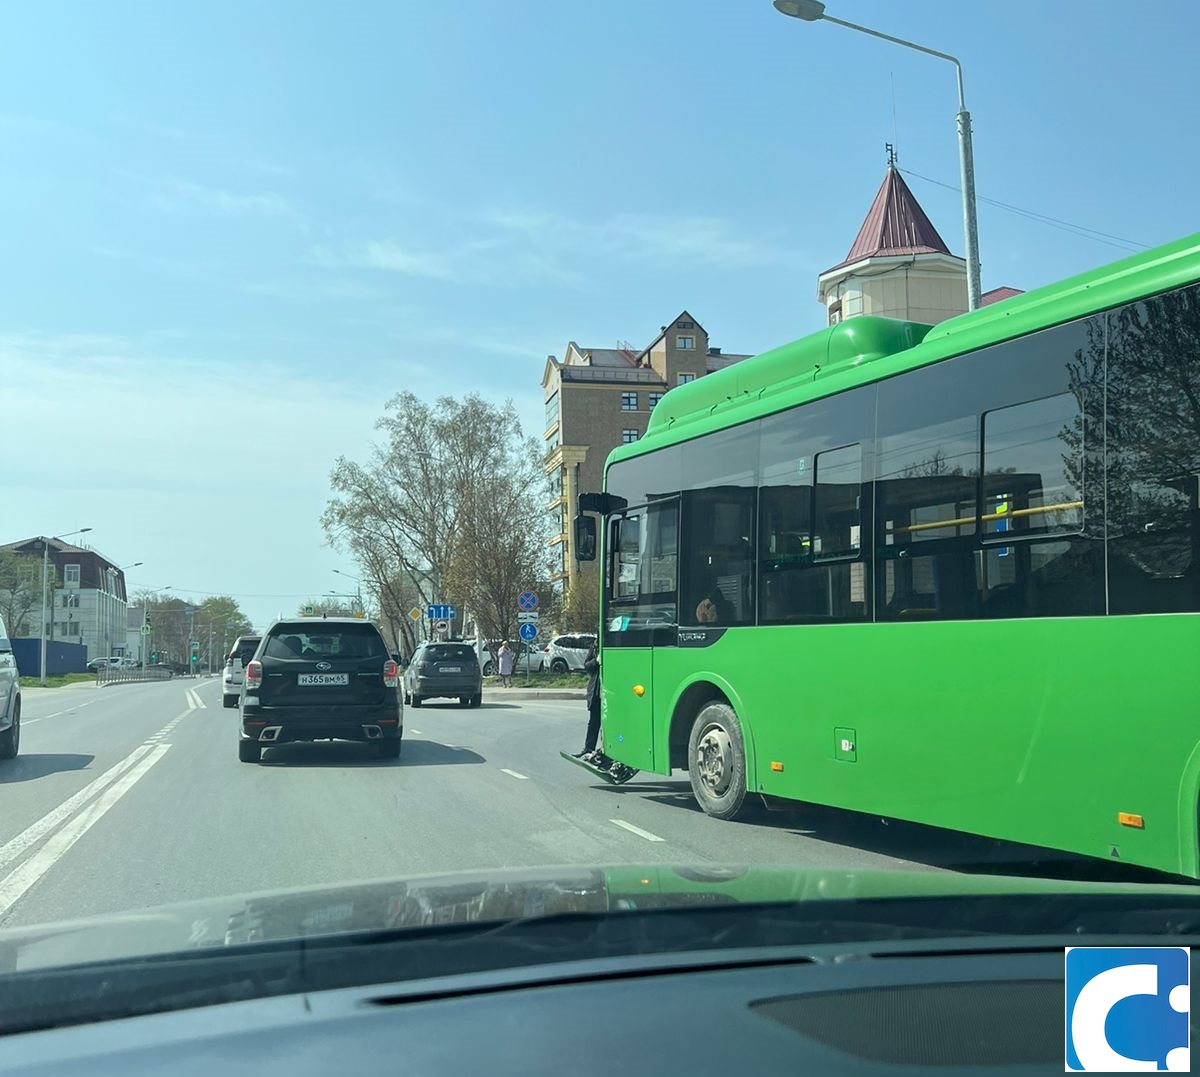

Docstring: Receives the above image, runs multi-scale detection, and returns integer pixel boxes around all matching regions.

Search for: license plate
[440,666,461,673]
[297,673,349,686]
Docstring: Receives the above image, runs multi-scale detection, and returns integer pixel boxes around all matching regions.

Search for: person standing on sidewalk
[497,640,515,688]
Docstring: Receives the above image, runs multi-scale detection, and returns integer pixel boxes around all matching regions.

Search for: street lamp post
[39,527,92,686]
[332,569,366,615]
[106,561,143,669]
[773,0,982,310]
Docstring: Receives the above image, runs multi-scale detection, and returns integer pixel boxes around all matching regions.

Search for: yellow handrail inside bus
[888,500,1084,536]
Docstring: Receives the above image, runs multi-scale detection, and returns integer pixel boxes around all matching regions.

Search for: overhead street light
[39,527,92,686]
[773,0,982,310]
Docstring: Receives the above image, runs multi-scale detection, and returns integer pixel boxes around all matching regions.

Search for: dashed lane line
[609,819,664,843]
[501,769,529,780]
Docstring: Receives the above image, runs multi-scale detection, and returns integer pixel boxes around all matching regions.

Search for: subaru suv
[238,618,401,763]
[0,615,19,761]
[222,634,262,708]
[403,641,482,707]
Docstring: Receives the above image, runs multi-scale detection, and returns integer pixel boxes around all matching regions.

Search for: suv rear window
[423,644,477,662]
[235,638,260,664]
[263,623,385,660]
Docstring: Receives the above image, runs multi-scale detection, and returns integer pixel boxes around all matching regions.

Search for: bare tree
[323,392,551,652]
[0,551,53,637]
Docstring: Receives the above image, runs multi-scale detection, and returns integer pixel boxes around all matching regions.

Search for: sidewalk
[19,679,101,697]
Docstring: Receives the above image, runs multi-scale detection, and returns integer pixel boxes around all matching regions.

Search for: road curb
[487,690,585,701]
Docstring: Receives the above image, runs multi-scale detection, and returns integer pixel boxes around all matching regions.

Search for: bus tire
[687,702,751,821]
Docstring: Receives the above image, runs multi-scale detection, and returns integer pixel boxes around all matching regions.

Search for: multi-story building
[0,537,131,660]
[542,312,750,598]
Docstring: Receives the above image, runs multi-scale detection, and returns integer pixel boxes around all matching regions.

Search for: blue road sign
[518,622,538,643]
[426,604,456,621]
[517,590,539,612]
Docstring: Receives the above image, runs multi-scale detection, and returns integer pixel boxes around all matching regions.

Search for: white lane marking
[409,729,422,736]
[0,745,154,872]
[609,819,664,843]
[185,688,206,709]
[501,768,529,780]
[21,719,39,726]
[31,699,101,721]
[0,745,171,918]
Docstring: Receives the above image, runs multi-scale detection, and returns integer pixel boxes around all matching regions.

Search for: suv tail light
[245,660,263,689]
[383,660,399,688]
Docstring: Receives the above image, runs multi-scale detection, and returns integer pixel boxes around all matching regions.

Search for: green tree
[194,596,255,665]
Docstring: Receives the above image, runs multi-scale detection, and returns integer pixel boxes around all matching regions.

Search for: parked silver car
[222,635,262,708]
[0,615,20,760]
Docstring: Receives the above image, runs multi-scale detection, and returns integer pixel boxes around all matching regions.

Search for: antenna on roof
[885,142,898,169]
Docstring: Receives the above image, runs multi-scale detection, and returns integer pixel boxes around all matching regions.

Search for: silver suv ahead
[0,615,20,760]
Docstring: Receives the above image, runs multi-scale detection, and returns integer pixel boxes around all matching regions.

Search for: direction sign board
[517,590,539,612]
[517,611,539,624]
[303,604,315,616]
[140,625,151,636]
[518,622,538,643]
[435,619,448,633]
[426,604,456,621]
[408,607,422,621]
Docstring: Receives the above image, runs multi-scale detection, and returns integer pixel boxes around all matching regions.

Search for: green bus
[576,232,1200,878]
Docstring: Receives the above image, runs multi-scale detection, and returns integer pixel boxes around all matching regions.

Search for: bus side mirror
[575,515,597,562]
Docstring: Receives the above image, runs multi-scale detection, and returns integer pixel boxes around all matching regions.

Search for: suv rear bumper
[409,677,481,698]
[240,703,402,744]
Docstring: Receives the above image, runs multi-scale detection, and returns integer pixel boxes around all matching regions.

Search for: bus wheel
[688,702,750,821]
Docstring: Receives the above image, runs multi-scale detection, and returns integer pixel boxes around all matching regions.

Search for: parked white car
[541,634,596,673]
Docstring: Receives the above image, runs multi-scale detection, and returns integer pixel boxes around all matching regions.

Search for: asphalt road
[0,677,1151,931]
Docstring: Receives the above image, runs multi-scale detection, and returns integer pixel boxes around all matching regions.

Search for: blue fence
[12,639,89,677]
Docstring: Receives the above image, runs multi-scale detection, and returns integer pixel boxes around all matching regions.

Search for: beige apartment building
[543,162,1020,609]
[542,312,750,596]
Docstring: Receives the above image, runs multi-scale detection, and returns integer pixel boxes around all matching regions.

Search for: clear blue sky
[3,1,1196,629]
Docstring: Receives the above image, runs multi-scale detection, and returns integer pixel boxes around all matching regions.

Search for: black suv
[238,618,402,763]
[403,641,482,707]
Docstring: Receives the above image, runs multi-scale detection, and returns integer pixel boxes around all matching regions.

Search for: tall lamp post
[39,527,92,686]
[106,561,142,668]
[773,0,982,310]
[332,569,366,615]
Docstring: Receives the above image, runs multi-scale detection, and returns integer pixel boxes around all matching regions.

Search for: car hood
[2,863,1197,973]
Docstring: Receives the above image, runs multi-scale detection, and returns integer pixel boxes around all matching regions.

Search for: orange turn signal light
[1117,812,1144,829]
[633,684,645,697]
[770,761,784,772]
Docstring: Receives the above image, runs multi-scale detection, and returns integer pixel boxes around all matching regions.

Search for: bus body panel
[593,232,1200,877]
[600,647,657,771]
[607,613,1198,875]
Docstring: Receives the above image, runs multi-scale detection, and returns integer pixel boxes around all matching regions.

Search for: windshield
[2,0,1199,1015]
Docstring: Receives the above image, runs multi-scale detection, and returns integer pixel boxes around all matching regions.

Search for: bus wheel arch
[668,679,755,776]
[687,700,753,821]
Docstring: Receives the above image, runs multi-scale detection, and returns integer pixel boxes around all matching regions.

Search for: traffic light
[150,651,158,662]
[190,641,199,664]
[145,612,152,629]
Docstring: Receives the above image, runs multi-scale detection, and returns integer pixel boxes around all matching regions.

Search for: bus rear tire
[688,702,751,821]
